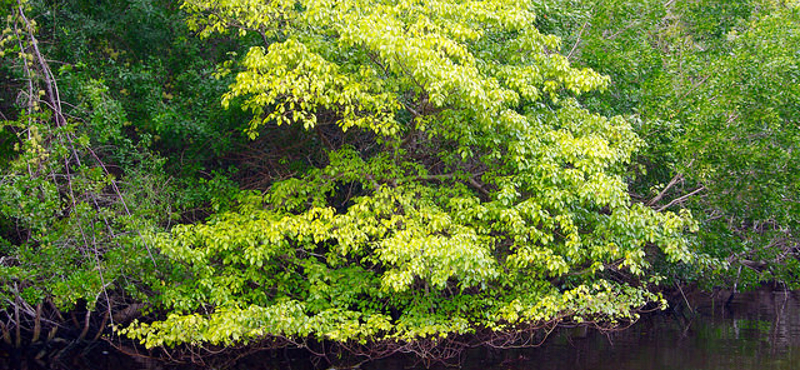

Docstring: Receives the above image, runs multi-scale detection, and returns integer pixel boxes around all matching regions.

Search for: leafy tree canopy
[122,0,706,350]
[536,0,800,288]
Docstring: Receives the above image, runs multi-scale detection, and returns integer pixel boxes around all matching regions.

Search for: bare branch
[646,173,683,206]
[657,185,706,212]
[567,19,590,60]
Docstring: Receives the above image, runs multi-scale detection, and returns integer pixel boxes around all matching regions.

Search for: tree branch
[657,185,706,212]
[567,19,590,60]
[418,172,491,197]
[646,173,683,206]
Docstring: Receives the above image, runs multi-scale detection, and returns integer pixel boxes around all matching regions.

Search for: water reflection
[429,288,800,370]
[4,289,800,370]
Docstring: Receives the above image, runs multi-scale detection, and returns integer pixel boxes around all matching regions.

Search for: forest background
[0,0,798,365]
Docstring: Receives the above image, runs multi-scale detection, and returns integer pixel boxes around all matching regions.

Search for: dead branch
[657,185,706,212]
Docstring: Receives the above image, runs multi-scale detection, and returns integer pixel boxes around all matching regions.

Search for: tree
[0,0,175,346]
[119,0,704,357]
[536,0,800,289]
[673,4,800,287]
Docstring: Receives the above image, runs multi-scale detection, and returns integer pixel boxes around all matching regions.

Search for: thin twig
[647,173,683,206]
[657,185,706,212]
[676,281,693,314]
[604,21,638,41]
[567,19,590,60]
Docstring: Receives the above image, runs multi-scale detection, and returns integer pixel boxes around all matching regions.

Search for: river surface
[5,288,800,369]
[455,288,800,370]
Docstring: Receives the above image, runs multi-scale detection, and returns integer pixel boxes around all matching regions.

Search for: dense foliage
[537,0,800,289]
[0,0,797,364]
[120,0,709,349]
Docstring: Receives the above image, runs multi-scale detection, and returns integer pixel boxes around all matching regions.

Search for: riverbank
[3,286,799,370]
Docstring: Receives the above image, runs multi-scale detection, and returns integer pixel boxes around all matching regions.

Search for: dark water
[5,288,800,369]
[458,289,800,370]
